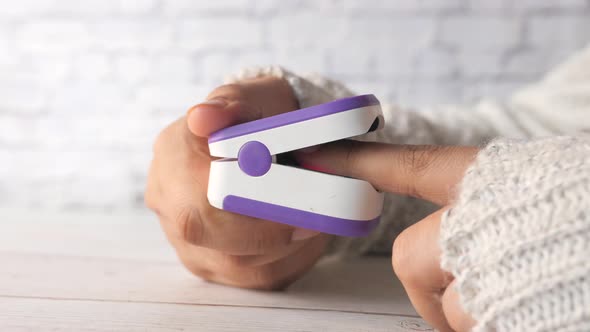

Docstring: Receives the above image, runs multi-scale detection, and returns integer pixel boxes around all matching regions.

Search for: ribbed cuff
[440,136,590,331]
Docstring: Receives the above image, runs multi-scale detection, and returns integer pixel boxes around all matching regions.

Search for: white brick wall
[1,0,589,212]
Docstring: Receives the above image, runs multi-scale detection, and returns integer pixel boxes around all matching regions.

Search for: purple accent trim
[209,94,379,143]
[223,195,380,237]
[238,141,272,177]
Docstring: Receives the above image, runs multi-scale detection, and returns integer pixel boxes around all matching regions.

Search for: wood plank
[0,208,427,330]
[0,252,417,316]
[0,209,176,261]
[0,297,432,332]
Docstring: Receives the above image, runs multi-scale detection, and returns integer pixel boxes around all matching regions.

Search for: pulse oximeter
[207,94,385,237]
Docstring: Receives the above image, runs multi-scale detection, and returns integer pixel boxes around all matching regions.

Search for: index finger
[295,141,478,206]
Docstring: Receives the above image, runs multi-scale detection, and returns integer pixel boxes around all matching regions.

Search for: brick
[48,81,130,115]
[270,14,434,52]
[114,54,151,84]
[72,54,112,81]
[503,49,568,78]
[0,80,46,114]
[274,49,327,74]
[0,149,144,209]
[1,0,158,17]
[17,20,91,53]
[253,0,308,15]
[1,2,588,212]
[527,16,590,50]
[344,78,396,102]
[162,0,250,15]
[134,83,210,114]
[456,51,503,78]
[38,0,120,16]
[200,51,275,84]
[510,0,589,12]
[0,26,16,51]
[465,0,511,12]
[326,47,374,77]
[338,17,436,51]
[268,13,347,50]
[439,17,521,51]
[412,49,459,78]
[373,49,415,77]
[89,20,174,51]
[467,0,589,13]
[393,80,464,107]
[151,54,198,83]
[22,55,71,84]
[177,18,263,50]
[0,50,21,67]
[118,0,159,14]
[0,0,56,18]
[376,48,457,79]
[311,0,465,13]
[0,116,35,146]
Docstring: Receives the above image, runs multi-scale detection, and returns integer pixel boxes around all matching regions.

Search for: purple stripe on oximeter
[209,94,379,143]
[224,195,380,237]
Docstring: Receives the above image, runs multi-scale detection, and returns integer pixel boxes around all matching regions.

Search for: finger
[151,118,322,255]
[175,233,329,290]
[186,98,258,137]
[158,199,323,255]
[167,228,326,268]
[392,209,454,331]
[296,141,478,206]
[442,280,477,332]
[187,77,297,137]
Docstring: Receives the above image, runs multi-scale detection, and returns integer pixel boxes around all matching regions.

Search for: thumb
[186,97,259,137]
[295,141,478,206]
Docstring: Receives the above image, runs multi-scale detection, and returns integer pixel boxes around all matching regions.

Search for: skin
[295,142,479,331]
[146,76,477,330]
[145,76,330,291]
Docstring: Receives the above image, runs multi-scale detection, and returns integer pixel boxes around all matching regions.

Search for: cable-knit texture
[440,136,590,332]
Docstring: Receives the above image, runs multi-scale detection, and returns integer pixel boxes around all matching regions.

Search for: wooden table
[0,208,431,331]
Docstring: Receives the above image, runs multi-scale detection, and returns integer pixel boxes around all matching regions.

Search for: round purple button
[238,141,272,177]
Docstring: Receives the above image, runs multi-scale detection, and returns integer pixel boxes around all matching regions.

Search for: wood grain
[0,209,429,331]
[0,297,432,332]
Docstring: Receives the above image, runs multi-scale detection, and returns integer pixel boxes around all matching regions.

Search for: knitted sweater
[227,44,590,331]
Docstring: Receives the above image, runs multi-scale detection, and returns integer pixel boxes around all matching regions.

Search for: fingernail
[291,228,321,242]
[187,98,228,115]
[199,98,228,107]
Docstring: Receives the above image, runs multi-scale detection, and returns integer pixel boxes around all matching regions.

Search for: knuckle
[207,83,242,100]
[343,141,363,174]
[402,145,432,176]
[398,145,443,199]
[175,206,204,246]
[219,254,251,269]
[199,203,220,223]
[391,229,415,283]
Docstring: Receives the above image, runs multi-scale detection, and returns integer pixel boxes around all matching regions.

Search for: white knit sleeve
[440,135,590,332]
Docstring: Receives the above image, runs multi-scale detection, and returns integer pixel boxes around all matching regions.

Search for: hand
[145,76,331,290]
[296,141,479,331]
